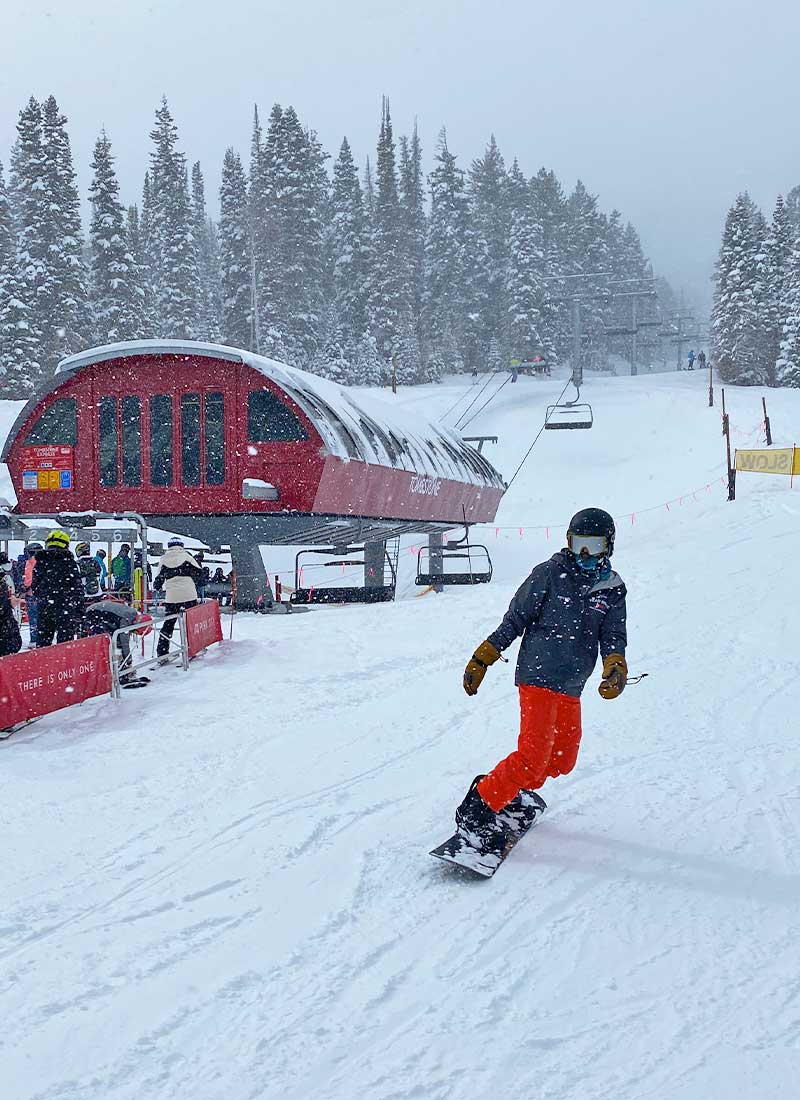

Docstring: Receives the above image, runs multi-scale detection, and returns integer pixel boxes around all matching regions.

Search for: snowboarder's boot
[454,775,511,854]
[498,789,547,836]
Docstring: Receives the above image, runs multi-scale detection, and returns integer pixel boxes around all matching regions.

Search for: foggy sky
[3,0,799,313]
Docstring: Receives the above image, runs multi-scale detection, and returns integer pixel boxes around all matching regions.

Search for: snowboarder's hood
[159,547,200,569]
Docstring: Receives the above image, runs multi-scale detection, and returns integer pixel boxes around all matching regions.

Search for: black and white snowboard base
[430,810,545,878]
[121,676,151,689]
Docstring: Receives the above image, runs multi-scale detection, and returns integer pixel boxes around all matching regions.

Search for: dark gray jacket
[487,550,627,698]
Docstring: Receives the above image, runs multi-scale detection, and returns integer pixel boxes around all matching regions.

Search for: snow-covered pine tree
[137,174,158,333]
[763,195,792,384]
[785,185,800,237]
[363,157,375,221]
[125,204,150,336]
[7,97,47,389]
[39,95,90,367]
[507,195,554,365]
[312,308,352,383]
[148,99,199,339]
[328,137,369,359]
[711,193,764,384]
[530,167,570,363]
[267,107,327,367]
[218,147,253,351]
[424,129,470,377]
[367,99,410,379]
[468,136,509,370]
[351,329,385,386]
[777,213,800,387]
[399,124,426,365]
[0,159,36,397]
[88,131,144,344]
[191,162,222,341]
[564,180,610,370]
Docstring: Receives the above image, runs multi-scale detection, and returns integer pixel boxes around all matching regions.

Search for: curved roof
[4,340,505,489]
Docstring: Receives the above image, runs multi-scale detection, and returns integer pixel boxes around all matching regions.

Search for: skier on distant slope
[450,508,628,857]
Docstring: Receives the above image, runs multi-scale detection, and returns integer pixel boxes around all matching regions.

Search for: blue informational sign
[60,470,73,489]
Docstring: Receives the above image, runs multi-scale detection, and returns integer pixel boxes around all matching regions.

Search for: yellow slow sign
[734,447,799,475]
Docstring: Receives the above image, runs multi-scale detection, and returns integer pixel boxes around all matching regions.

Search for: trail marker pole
[762,396,772,446]
[722,388,735,501]
[708,363,714,407]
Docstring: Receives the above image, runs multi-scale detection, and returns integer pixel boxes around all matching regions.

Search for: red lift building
[1,341,505,605]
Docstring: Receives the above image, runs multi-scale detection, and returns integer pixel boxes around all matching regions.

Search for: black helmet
[567,507,615,557]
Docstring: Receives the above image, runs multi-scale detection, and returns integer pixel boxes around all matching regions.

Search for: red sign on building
[0,635,111,727]
[20,445,74,491]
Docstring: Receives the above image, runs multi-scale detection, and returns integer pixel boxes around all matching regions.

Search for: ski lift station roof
[2,341,505,540]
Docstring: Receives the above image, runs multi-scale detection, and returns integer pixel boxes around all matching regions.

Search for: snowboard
[121,676,151,689]
[430,796,546,878]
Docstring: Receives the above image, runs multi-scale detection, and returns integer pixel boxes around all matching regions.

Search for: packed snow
[2,368,799,1100]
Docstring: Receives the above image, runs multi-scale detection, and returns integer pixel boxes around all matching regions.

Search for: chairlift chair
[545,379,593,431]
[415,531,493,587]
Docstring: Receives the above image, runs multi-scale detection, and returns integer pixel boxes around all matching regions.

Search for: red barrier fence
[185,601,223,659]
[0,635,112,727]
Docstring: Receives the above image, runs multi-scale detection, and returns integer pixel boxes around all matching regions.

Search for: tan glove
[599,653,628,700]
[463,640,502,696]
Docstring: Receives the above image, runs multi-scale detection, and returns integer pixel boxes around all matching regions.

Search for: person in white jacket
[153,537,204,659]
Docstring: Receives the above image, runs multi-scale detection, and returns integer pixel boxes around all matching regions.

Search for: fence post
[179,613,190,670]
[762,396,772,446]
[708,363,714,408]
[722,388,736,501]
[109,636,121,699]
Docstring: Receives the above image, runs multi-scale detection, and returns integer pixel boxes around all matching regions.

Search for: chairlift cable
[453,372,504,429]
[504,376,573,492]
[439,377,485,423]
[457,375,512,432]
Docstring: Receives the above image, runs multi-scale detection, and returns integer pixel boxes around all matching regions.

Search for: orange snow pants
[477,685,582,812]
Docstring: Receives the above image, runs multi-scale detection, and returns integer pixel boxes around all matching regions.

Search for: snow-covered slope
[2,371,799,1100]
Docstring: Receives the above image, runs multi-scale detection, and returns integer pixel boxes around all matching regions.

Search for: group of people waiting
[0,532,209,673]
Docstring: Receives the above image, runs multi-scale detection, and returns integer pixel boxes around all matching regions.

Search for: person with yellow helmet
[30,531,86,646]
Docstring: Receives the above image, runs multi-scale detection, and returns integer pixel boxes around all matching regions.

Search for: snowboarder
[76,542,102,597]
[111,544,133,596]
[446,508,628,865]
[152,537,204,659]
[30,530,86,647]
[687,349,696,370]
[697,350,707,369]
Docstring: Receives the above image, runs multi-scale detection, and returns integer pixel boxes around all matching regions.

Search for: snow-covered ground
[2,369,800,1100]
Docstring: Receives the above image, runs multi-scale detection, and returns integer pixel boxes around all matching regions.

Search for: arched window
[248,390,309,442]
[24,398,77,446]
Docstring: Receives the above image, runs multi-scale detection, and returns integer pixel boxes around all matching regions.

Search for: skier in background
[0,554,22,657]
[687,349,696,370]
[21,541,43,646]
[93,548,108,590]
[75,542,102,597]
[451,508,628,854]
[111,544,133,597]
[30,531,85,647]
[697,350,707,370]
[152,537,203,660]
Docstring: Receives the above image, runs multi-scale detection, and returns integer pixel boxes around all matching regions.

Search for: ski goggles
[568,533,609,557]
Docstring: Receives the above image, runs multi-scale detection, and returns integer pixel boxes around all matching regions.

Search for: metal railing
[108,611,188,698]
